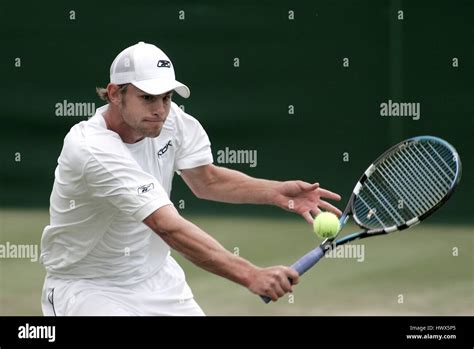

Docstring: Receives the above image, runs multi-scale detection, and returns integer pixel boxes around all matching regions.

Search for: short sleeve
[174,108,213,171]
[84,143,172,222]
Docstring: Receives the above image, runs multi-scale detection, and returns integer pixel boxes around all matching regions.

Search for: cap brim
[132,79,190,98]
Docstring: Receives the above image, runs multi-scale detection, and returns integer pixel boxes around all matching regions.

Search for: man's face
[118,84,173,139]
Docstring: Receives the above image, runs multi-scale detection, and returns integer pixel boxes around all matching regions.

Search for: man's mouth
[144,118,164,123]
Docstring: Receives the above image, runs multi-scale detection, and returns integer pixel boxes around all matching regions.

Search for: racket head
[348,136,462,234]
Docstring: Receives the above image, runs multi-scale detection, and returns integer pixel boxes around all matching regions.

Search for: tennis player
[40,42,341,316]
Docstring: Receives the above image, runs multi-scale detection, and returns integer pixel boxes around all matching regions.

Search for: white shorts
[41,256,205,316]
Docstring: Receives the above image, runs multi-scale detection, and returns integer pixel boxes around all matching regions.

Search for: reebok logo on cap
[157,60,171,68]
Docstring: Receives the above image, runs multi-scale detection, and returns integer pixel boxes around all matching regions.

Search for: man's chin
[141,130,161,138]
[133,125,161,138]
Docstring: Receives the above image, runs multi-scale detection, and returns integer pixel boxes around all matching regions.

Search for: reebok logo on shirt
[157,140,172,157]
[137,183,154,195]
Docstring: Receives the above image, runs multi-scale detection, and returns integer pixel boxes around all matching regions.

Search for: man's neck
[103,108,143,144]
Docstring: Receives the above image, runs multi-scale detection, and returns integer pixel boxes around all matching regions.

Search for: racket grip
[260,246,325,304]
[291,245,325,276]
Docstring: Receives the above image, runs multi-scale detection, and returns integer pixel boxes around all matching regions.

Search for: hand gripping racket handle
[260,245,326,303]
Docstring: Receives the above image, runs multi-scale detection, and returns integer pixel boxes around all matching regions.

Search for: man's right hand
[247,266,300,302]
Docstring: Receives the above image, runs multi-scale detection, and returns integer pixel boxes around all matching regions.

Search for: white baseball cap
[109,41,190,98]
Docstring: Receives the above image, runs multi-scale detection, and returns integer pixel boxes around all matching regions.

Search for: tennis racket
[261,135,462,303]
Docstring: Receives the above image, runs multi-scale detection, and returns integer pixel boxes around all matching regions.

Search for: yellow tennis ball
[313,212,340,239]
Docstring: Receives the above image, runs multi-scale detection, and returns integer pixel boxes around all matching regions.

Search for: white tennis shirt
[40,102,213,285]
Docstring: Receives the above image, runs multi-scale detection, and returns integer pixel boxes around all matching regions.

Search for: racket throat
[321,239,337,253]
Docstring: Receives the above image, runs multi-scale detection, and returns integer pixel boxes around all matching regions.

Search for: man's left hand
[275,181,342,224]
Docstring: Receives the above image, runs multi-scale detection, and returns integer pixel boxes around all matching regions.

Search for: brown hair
[95,84,130,103]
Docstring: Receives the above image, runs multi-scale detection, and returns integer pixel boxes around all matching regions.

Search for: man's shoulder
[61,114,126,167]
[63,115,104,149]
[169,102,205,131]
[61,119,90,159]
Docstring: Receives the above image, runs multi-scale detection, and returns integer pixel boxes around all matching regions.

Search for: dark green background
[1,0,472,221]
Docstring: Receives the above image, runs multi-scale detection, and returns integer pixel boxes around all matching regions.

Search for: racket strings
[410,147,449,196]
[426,142,456,177]
[376,166,419,217]
[417,143,453,186]
[377,163,421,215]
[396,151,441,206]
[363,178,404,225]
[354,140,458,229]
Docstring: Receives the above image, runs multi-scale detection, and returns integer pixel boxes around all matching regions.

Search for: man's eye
[142,95,154,101]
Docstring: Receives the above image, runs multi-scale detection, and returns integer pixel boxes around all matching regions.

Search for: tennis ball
[313,212,340,239]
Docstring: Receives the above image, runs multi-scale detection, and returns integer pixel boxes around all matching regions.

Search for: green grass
[0,209,472,315]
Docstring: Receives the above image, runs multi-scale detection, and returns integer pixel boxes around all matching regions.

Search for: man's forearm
[189,166,283,206]
[145,205,256,287]
[144,205,301,301]
[164,219,257,286]
[180,164,341,223]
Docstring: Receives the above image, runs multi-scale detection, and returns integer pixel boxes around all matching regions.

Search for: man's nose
[152,99,166,117]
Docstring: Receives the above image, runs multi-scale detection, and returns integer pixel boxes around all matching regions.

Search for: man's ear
[107,83,122,105]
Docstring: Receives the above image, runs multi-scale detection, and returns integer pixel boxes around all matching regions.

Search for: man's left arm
[180,164,342,224]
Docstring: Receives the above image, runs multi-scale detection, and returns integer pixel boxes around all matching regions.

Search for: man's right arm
[143,205,299,302]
